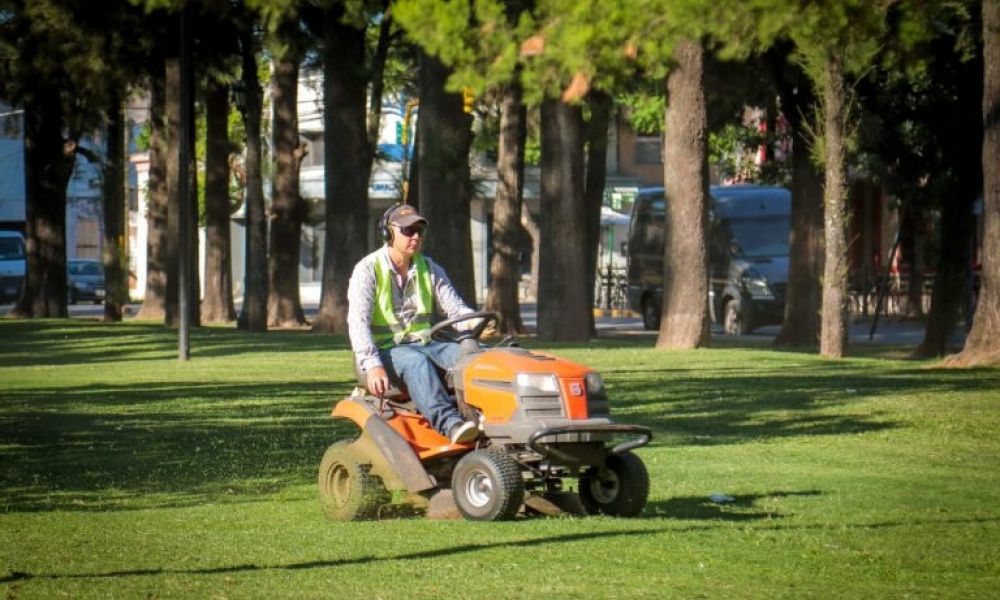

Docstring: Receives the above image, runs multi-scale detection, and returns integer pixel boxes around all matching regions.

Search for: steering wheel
[428,310,500,343]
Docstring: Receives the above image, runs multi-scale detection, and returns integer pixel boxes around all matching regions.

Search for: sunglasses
[396,224,426,238]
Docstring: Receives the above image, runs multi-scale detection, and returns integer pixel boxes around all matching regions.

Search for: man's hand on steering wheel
[428,311,500,343]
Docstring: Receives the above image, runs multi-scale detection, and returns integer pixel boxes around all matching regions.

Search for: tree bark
[484,82,527,334]
[202,79,237,323]
[774,72,824,348]
[899,203,926,318]
[312,7,370,333]
[268,46,308,328]
[237,29,267,332]
[537,100,589,342]
[136,71,168,321]
[948,0,1000,366]
[584,91,612,336]
[521,207,540,302]
[658,39,710,349]
[102,90,127,322]
[819,56,850,358]
[10,90,74,318]
[416,50,476,304]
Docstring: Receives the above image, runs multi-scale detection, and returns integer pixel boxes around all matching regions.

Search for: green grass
[1,319,999,599]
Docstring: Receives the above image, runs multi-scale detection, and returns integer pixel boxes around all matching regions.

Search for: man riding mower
[318,311,652,522]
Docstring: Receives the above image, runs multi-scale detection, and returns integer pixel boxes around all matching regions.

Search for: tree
[310,3,371,334]
[483,80,528,334]
[771,55,824,349]
[1,0,114,318]
[657,39,711,349]
[949,0,1000,366]
[415,49,476,304]
[202,77,238,323]
[267,14,309,328]
[136,65,170,321]
[537,99,590,341]
[236,19,267,332]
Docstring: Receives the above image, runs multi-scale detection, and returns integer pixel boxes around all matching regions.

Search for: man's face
[390,222,426,257]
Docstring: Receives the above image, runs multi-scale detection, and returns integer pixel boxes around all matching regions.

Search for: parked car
[67,258,106,304]
[0,230,26,304]
[626,185,791,333]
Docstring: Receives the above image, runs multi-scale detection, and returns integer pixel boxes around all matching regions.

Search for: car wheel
[579,451,649,517]
[317,441,389,521]
[641,296,660,331]
[723,298,748,335]
[452,448,524,521]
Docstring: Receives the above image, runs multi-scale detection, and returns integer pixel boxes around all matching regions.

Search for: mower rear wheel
[579,451,649,517]
[451,448,525,521]
[317,441,389,521]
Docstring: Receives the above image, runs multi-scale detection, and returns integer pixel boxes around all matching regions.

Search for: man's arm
[346,256,383,373]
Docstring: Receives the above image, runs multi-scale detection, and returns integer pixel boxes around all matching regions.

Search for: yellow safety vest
[371,253,434,348]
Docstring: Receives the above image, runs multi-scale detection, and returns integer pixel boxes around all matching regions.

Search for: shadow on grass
[0,378,358,513]
[0,528,662,583]
[0,320,349,367]
[5,514,1000,584]
[646,490,824,521]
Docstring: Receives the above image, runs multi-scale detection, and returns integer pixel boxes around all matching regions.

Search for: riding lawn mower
[318,311,652,521]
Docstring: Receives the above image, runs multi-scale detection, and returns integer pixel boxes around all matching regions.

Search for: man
[347,204,479,444]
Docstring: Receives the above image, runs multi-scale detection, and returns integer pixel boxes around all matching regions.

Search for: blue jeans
[379,341,464,436]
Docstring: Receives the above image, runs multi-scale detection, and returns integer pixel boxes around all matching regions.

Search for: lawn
[1,319,999,599]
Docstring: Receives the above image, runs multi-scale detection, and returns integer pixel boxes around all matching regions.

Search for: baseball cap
[386,204,427,228]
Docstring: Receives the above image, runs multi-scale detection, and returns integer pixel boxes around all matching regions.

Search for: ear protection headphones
[379,203,402,244]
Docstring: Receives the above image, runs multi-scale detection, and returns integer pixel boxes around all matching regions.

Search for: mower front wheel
[579,451,649,517]
[318,441,389,522]
[451,448,525,521]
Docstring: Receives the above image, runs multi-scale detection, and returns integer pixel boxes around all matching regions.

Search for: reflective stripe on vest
[371,253,434,348]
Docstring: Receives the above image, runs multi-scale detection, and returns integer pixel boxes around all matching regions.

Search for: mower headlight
[585,372,605,396]
[515,373,559,395]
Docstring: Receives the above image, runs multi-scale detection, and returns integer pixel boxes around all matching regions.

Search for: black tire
[451,448,525,521]
[579,451,649,517]
[723,297,748,335]
[317,441,389,521]
[641,296,660,331]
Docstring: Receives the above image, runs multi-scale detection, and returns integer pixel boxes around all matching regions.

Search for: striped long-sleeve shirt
[347,247,473,373]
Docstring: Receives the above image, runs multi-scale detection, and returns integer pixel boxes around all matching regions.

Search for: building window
[634,136,662,165]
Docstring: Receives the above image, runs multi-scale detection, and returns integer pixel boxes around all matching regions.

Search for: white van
[0,230,26,304]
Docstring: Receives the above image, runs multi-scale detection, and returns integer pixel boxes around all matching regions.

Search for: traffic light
[462,88,474,114]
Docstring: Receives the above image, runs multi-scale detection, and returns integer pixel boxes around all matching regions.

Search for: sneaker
[448,421,479,444]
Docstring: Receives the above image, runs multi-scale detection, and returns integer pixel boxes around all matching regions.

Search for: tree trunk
[367,10,394,152]
[900,202,926,318]
[819,56,850,358]
[537,100,589,342]
[948,0,1000,366]
[102,91,127,322]
[658,39,710,349]
[10,91,74,318]
[312,7,370,333]
[164,53,182,327]
[416,50,476,304]
[774,73,824,348]
[268,47,308,328]
[202,79,236,323]
[237,30,268,332]
[484,82,527,334]
[584,91,612,336]
[136,71,168,321]
[521,207,540,302]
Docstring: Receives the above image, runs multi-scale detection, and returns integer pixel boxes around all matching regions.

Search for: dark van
[626,185,791,334]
